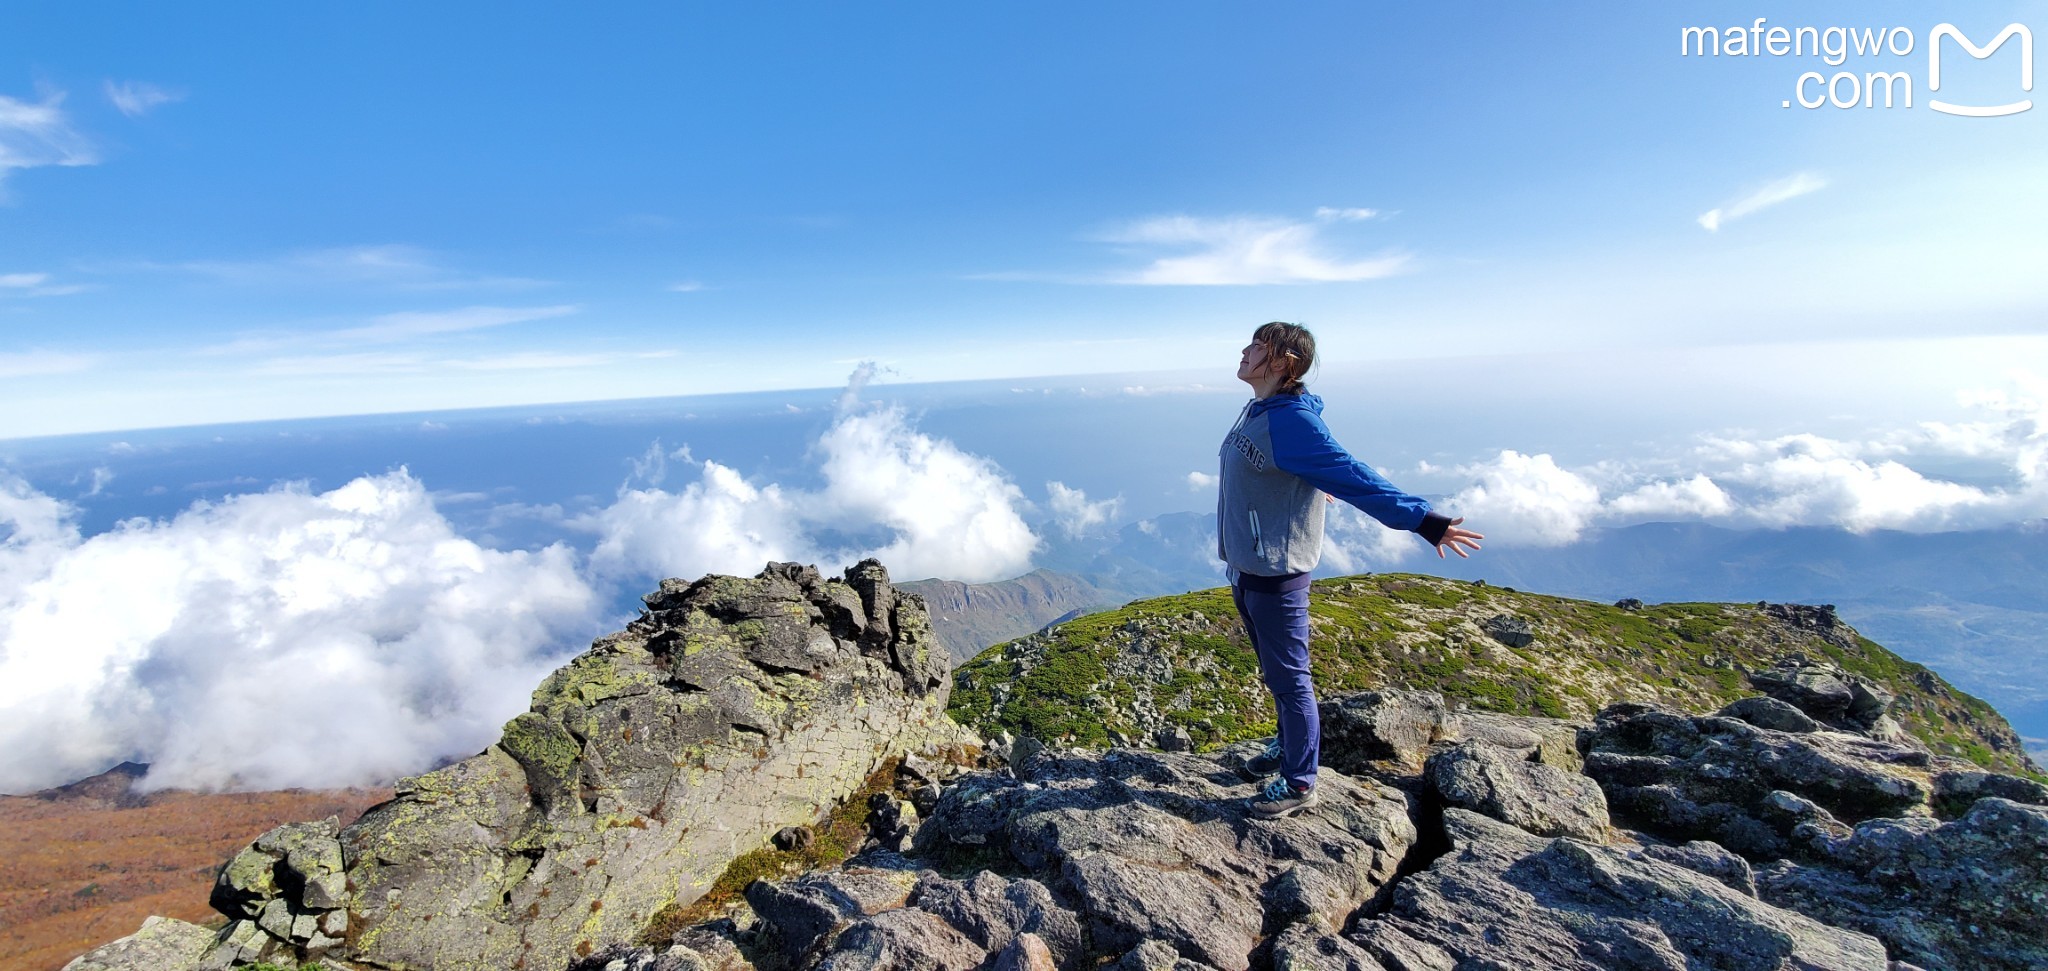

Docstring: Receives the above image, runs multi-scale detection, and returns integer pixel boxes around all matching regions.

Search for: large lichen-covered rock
[60,916,214,971]
[198,560,962,971]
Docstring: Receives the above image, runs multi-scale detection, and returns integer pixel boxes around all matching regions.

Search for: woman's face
[1237,339,1272,385]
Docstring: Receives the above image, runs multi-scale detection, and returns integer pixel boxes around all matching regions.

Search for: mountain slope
[900,569,1130,664]
[948,572,2038,777]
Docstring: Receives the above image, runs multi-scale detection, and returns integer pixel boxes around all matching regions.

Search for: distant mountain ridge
[901,569,1131,664]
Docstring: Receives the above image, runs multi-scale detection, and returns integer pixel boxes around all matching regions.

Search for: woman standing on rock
[1220,321,1483,818]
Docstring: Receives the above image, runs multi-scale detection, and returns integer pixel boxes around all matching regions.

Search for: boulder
[1583,702,1930,859]
[1749,662,1856,723]
[910,870,1082,968]
[1930,768,2048,817]
[1268,922,1389,971]
[989,933,1059,971]
[1357,809,1890,971]
[1635,839,1756,896]
[1424,740,1609,842]
[1717,696,1819,734]
[747,867,920,958]
[914,749,1416,971]
[1319,690,1461,773]
[1757,797,2048,971]
[60,916,214,971]
[1480,614,1533,648]
[190,561,964,971]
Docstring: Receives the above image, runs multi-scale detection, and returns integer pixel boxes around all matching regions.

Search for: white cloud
[667,280,706,293]
[1426,376,2048,541]
[1604,475,1736,521]
[0,271,86,297]
[580,367,1042,584]
[169,244,548,290]
[1698,172,1827,232]
[0,89,97,194]
[1315,206,1382,222]
[0,351,96,378]
[1186,471,1218,490]
[1443,450,1603,546]
[1046,482,1123,539]
[1095,213,1410,285]
[330,304,579,343]
[102,80,183,118]
[80,466,114,498]
[0,470,600,793]
[1319,503,1427,570]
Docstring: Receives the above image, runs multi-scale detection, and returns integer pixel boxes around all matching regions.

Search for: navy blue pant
[1231,570,1317,789]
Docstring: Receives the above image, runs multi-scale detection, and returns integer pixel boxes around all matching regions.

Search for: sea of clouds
[0,369,2040,793]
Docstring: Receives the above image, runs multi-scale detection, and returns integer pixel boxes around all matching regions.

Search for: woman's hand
[1435,517,1484,559]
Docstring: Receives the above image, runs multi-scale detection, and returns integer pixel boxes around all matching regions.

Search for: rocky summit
[63,567,2048,971]
[69,560,969,971]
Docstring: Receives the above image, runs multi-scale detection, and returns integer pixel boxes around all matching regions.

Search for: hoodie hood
[1246,392,1324,420]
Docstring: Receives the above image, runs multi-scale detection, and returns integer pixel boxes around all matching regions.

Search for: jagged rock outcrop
[1352,809,1891,970]
[1757,796,2048,971]
[1584,702,1932,859]
[910,748,1417,970]
[1581,696,2048,970]
[66,576,2048,971]
[624,747,1419,971]
[86,561,966,971]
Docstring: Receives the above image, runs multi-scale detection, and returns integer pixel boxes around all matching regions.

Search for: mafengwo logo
[1681,20,2033,115]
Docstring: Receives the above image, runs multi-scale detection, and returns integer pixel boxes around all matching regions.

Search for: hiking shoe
[1247,776,1317,819]
[1238,737,1284,781]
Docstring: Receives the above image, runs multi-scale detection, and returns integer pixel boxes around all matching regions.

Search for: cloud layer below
[0,471,599,794]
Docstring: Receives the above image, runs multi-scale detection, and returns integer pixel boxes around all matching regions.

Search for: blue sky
[6,1,2048,790]
[3,1,2043,438]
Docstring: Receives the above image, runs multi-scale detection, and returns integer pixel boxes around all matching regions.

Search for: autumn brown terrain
[0,764,389,971]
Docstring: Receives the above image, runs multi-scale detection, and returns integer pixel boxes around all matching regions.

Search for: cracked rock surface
[95,561,966,971]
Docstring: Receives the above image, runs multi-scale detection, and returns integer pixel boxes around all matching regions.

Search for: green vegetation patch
[948,573,2037,776]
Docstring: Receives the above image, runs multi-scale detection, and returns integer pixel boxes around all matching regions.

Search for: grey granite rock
[1584,702,1930,858]
[178,561,968,971]
[911,870,1081,968]
[915,748,1415,971]
[1636,839,1756,896]
[1480,613,1534,648]
[1359,809,1889,971]
[1318,690,1462,773]
[814,908,986,971]
[60,916,213,971]
[989,933,1058,971]
[748,867,920,958]
[1268,922,1388,971]
[1425,739,1609,842]
[1112,939,1225,971]
[1718,696,1820,734]
[1757,796,2048,971]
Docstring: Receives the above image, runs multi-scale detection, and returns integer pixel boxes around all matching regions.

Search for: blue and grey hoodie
[1217,392,1452,576]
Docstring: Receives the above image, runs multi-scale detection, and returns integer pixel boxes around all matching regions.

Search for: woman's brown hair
[1253,321,1316,395]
